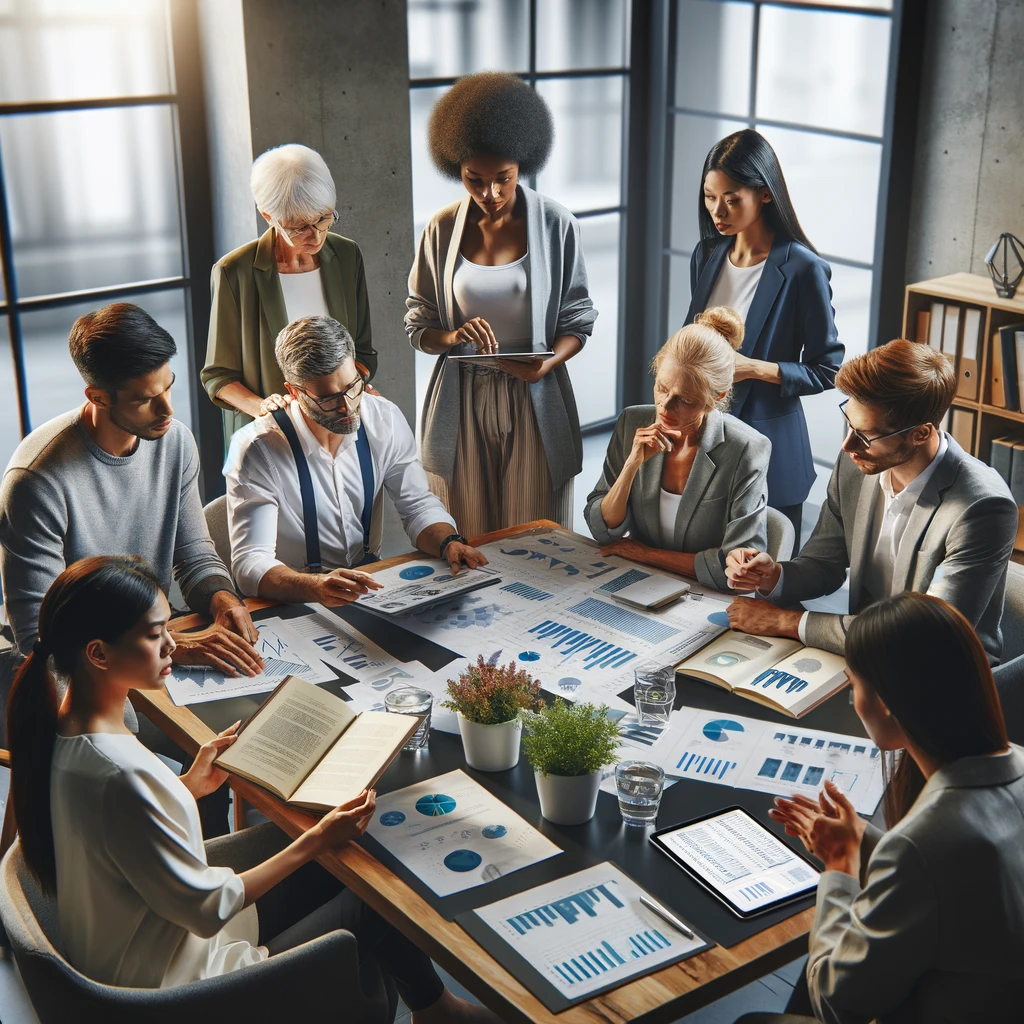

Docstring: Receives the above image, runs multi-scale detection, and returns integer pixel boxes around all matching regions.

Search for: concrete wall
[905,0,1024,284]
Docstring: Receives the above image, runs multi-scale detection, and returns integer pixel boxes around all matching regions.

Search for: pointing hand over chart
[318,567,383,607]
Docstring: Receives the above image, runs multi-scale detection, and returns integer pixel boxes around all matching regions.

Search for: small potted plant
[521,700,621,825]
[442,656,542,771]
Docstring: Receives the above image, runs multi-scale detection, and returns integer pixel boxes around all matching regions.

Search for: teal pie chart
[707,611,731,627]
[703,719,745,742]
[379,811,406,826]
[415,793,457,816]
[444,850,482,872]
[400,565,434,581]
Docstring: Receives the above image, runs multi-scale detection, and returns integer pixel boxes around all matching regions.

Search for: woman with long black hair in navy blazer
[684,129,844,542]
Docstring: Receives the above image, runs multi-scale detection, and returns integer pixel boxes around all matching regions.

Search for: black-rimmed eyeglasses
[292,373,365,412]
[839,398,925,449]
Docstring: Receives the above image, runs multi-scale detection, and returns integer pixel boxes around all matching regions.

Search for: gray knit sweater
[0,408,234,656]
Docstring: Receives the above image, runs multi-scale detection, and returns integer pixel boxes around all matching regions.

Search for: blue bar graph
[674,751,738,781]
[738,881,775,903]
[597,569,652,594]
[506,883,624,933]
[567,597,680,645]
[555,930,673,983]
[501,581,554,602]
[528,620,639,670]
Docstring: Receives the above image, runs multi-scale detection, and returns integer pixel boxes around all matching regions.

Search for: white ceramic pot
[457,714,522,772]
[534,769,602,825]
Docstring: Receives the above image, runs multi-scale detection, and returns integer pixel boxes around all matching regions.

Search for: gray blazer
[405,184,597,489]
[778,436,1018,660]
[807,747,1024,1024]
[584,407,770,590]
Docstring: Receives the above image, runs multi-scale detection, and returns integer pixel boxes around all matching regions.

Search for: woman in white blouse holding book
[6,556,497,1022]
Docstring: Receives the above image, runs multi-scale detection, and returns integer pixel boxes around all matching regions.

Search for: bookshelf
[903,272,1024,556]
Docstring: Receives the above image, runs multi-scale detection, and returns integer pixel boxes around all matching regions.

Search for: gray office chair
[993,562,1024,745]
[1000,562,1024,662]
[203,494,232,576]
[765,506,796,564]
[0,828,397,1024]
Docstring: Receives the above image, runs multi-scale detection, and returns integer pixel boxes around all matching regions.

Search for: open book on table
[676,632,847,718]
[215,675,421,811]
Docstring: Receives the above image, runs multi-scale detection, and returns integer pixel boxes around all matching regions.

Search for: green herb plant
[441,656,542,725]
[520,700,621,777]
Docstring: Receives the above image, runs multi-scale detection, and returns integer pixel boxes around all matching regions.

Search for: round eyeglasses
[275,209,338,241]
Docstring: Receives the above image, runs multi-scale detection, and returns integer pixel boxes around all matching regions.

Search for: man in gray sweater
[0,302,262,675]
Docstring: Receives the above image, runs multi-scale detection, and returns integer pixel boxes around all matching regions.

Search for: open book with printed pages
[676,632,847,718]
[215,675,421,811]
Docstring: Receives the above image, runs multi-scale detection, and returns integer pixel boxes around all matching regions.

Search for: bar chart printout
[474,863,707,1004]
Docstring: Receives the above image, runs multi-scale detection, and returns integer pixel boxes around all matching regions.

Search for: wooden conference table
[133,520,868,1024]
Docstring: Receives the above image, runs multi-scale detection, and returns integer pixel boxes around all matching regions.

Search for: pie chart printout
[444,850,483,872]
[702,719,745,742]
[399,565,435,581]
[415,793,457,816]
[379,811,406,826]
[482,824,508,839]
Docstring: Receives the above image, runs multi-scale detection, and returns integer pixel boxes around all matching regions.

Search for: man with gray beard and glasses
[226,315,486,605]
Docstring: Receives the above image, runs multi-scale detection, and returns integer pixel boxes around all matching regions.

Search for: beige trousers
[428,366,573,539]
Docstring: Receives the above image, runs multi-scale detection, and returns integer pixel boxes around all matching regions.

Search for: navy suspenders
[271,409,379,571]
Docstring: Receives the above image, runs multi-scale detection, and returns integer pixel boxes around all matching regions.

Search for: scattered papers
[359,561,501,614]
[366,769,561,896]
[648,708,885,816]
[472,862,706,1005]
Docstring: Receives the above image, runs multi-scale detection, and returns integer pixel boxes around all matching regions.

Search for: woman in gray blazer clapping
[756,592,1024,1024]
[585,306,770,592]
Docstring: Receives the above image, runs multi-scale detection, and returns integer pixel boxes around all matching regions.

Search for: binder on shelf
[999,324,1022,412]
[1015,331,1024,417]
[950,408,975,452]
[916,309,931,345]
[991,331,1007,408]
[927,302,945,351]
[940,304,961,367]
[991,437,1015,485]
[1010,443,1024,505]
[956,308,982,401]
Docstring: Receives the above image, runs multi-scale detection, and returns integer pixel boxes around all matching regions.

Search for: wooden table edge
[135,520,811,1023]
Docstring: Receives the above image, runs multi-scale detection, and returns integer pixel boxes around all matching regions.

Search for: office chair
[765,506,796,564]
[203,494,233,577]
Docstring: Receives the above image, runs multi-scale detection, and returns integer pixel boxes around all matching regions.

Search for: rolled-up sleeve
[382,406,455,543]
[585,412,634,544]
[102,773,245,939]
[226,442,286,597]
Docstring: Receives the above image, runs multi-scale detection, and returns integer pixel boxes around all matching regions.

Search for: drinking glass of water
[633,664,675,727]
[615,761,666,826]
[384,687,432,749]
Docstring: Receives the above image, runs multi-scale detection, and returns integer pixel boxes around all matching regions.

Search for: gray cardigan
[584,407,770,590]
[405,184,597,489]
[808,747,1024,1023]
[777,435,1018,660]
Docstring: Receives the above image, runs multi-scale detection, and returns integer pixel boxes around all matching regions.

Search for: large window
[662,0,894,465]
[407,0,631,428]
[0,0,199,471]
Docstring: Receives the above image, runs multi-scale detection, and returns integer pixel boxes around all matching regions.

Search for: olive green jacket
[202,228,378,441]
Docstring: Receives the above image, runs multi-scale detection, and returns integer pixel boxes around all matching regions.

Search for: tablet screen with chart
[650,807,820,918]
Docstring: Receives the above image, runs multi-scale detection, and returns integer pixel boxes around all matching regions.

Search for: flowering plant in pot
[520,700,621,825]
[441,656,541,771]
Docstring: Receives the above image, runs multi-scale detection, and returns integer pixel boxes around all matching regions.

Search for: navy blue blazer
[685,236,843,507]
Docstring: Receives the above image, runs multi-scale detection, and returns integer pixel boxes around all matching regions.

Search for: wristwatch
[439,532,467,560]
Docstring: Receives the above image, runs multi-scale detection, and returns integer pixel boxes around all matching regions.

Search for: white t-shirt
[278,267,329,320]
[659,487,684,543]
[453,253,532,352]
[51,733,263,989]
[705,255,766,324]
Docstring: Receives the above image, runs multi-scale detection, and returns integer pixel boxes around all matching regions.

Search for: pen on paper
[639,893,696,939]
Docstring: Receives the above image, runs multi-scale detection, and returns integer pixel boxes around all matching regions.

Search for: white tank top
[278,267,329,320]
[453,253,532,352]
[705,255,766,325]
[660,487,684,542]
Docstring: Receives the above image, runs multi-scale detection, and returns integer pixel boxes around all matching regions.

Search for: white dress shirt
[226,394,455,595]
[52,733,262,988]
[767,434,950,643]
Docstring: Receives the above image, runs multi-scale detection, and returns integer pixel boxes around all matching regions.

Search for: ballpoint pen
[639,893,696,939]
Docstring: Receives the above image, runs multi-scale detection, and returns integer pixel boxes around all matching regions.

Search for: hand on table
[770,780,866,877]
[725,597,802,639]
[600,538,655,564]
[306,789,377,852]
[316,567,383,606]
[170,624,265,677]
[211,593,260,645]
[181,722,241,800]
[258,393,293,416]
[445,542,488,576]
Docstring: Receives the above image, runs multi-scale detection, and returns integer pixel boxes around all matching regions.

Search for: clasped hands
[720,547,803,638]
[451,316,552,384]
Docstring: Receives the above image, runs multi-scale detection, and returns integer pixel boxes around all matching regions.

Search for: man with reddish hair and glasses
[722,338,1017,662]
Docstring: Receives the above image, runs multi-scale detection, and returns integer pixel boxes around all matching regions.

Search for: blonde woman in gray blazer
[748,592,1024,1024]
[586,307,770,592]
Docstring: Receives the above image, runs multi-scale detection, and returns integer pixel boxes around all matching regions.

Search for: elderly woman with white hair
[585,307,770,592]
[202,144,377,441]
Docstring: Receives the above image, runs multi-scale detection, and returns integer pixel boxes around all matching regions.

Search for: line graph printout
[366,770,561,897]
[164,620,336,706]
[473,862,706,1003]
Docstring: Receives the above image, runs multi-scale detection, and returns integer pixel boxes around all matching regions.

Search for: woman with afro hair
[406,72,597,536]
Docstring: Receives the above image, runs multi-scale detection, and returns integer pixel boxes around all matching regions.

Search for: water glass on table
[384,687,432,749]
[633,665,676,727]
[615,761,666,826]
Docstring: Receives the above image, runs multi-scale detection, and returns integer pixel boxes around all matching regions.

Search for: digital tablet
[649,806,820,918]
[447,351,553,362]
